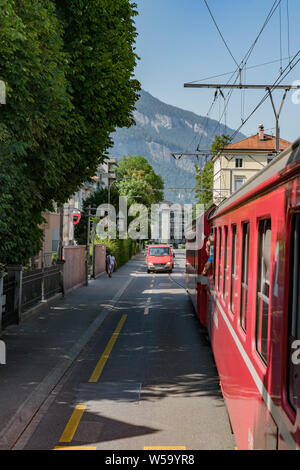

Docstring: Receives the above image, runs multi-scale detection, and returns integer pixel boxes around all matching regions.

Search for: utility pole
[59,205,64,261]
[184,82,300,154]
[91,221,96,278]
[86,205,91,286]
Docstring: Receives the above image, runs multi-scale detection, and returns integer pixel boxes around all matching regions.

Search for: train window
[240,223,250,332]
[223,227,228,299]
[286,214,300,412]
[218,227,222,292]
[255,218,272,364]
[230,225,237,313]
[213,228,217,284]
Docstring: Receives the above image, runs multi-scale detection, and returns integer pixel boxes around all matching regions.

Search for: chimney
[258,124,264,141]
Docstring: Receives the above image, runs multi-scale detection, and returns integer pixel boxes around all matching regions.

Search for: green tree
[0,0,73,264]
[194,134,231,209]
[211,134,232,156]
[0,0,141,265]
[54,0,141,194]
[116,155,164,204]
[73,186,138,270]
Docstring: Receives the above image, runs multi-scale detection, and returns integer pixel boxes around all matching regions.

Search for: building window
[255,219,272,364]
[240,223,250,332]
[234,176,245,191]
[286,213,300,412]
[52,229,60,252]
[230,225,237,313]
[235,158,243,168]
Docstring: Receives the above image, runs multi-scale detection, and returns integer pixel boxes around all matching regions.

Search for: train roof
[210,135,300,220]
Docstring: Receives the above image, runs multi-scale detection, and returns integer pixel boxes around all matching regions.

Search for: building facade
[151,200,186,245]
[212,125,290,205]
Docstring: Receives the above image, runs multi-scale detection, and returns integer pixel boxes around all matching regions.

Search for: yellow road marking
[54,446,97,450]
[149,289,152,294]
[144,446,186,450]
[88,314,127,383]
[59,405,86,443]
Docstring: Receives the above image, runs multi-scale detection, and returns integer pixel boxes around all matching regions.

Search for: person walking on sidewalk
[106,252,117,278]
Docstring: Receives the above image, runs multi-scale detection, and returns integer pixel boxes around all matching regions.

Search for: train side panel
[207,179,300,449]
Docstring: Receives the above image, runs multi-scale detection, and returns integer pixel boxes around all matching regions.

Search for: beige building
[212,125,291,205]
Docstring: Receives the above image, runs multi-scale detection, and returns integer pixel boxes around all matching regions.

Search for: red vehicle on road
[186,136,300,450]
[146,245,173,273]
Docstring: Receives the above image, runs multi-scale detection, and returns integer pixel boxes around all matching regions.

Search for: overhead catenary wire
[202,0,239,68]
[187,55,296,84]
[187,0,283,88]
[229,49,300,142]
[181,0,285,184]
[279,1,283,73]
[286,0,291,65]
[191,0,284,152]
[206,0,283,139]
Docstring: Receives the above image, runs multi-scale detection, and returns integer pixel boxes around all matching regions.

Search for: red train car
[186,207,214,326]
[187,136,300,450]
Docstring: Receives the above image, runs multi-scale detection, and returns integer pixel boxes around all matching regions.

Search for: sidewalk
[0,254,143,450]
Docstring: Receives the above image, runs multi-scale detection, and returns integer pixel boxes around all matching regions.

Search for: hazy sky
[133,0,300,145]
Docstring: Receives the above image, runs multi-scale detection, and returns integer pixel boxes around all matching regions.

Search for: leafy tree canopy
[194,134,232,209]
[116,154,164,204]
[0,0,140,265]
[54,0,141,194]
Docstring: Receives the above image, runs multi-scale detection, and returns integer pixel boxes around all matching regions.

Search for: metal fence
[0,247,87,331]
[2,277,17,329]
[0,263,62,331]
[43,266,61,300]
[22,265,61,313]
[22,269,44,312]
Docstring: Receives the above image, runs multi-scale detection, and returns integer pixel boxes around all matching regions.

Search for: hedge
[92,238,140,271]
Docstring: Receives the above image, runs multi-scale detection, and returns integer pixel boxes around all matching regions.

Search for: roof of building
[222,133,291,152]
[210,136,300,219]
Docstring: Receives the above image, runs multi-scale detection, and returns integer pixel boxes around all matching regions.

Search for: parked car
[146,245,173,273]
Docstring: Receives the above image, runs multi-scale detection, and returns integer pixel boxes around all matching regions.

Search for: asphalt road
[15,250,235,450]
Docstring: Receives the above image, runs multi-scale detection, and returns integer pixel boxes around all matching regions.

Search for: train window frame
[240,222,250,333]
[223,226,228,301]
[285,212,300,415]
[213,227,217,285]
[230,224,237,314]
[255,218,272,366]
[218,227,222,293]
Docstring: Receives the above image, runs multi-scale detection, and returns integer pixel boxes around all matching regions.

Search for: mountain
[109,89,245,204]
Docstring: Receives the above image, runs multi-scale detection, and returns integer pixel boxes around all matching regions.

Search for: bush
[96,238,138,270]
